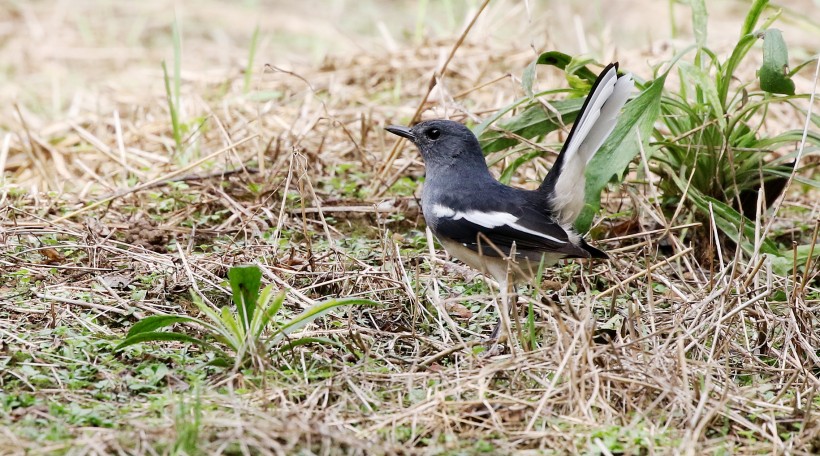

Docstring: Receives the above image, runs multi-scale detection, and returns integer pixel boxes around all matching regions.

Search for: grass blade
[243,25,260,94]
[115,331,225,357]
[271,298,376,344]
[125,315,200,338]
[162,60,182,152]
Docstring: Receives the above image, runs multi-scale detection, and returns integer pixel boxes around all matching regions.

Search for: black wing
[428,190,592,261]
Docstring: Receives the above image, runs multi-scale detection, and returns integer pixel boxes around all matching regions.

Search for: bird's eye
[425,128,441,140]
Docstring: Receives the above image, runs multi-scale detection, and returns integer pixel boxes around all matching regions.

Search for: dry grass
[1,1,820,454]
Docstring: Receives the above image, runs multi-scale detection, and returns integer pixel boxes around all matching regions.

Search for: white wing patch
[432,204,567,244]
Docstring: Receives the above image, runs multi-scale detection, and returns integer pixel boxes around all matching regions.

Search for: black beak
[385,125,415,141]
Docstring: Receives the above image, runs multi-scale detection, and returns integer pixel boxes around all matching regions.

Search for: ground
[1,1,819,455]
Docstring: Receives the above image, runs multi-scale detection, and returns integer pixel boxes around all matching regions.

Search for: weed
[115,265,376,370]
[474,0,819,270]
[651,0,820,263]
[172,386,202,456]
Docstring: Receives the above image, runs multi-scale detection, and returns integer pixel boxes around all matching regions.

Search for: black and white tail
[539,63,634,226]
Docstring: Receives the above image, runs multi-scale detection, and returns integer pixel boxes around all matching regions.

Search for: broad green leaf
[115,331,224,356]
[574,74,666,232]
[793,243,820,265]
[759,29,795,95]
[228,265,262,332]
[722,2,779,103]
[478,98,584,154]
[125,315,198,338]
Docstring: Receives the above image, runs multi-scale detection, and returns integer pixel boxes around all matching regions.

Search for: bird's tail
[539,63,634,226]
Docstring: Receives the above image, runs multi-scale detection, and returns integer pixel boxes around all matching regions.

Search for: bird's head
[385,120,487,172]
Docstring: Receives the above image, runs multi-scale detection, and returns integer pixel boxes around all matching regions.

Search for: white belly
[438,238,562,284]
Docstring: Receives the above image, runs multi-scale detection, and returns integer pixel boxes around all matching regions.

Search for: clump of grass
[650,0,820,264]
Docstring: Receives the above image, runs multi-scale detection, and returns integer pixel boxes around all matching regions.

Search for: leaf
[478,98,585,154]
[530,51,599,83]
[206,357,231,368]
[574,74,666,232]
[679,61,725,126]
[253,288,285,338]
[190,292,235,344]
[703,196,778,255]
[228,265,262,332]
[521,51,600,93]
[740,0,769,36]
[115,331,224,356]
[766,168,820,189]
[522,59,538,98]
[793,243,820,265]
[689,0,708,49]
[721,33,759,104]
[220,306,243,349]
[498,150,543,185]
[270,298,376,346]
[125,315,198,338]
[665,168,779,256]
[481,51,605,149]
[759,29,795,95]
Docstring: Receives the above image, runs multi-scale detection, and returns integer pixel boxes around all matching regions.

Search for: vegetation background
[1,0,818,454]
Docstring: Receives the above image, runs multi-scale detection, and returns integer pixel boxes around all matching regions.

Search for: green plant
[474,0,819,269]
[243,25,261,94]
[172,386,202,456]
[163,18,183,153]
[115,265,375,369]
[651,0,819,254]
[162,17,209,161]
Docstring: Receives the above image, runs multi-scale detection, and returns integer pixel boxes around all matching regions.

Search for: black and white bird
[386,63,633,340]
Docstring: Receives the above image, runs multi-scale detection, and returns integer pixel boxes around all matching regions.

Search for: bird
[385,63,634,342]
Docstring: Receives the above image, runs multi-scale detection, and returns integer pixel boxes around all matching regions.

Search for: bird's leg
[486,247,518,354]
[491,276,516,344]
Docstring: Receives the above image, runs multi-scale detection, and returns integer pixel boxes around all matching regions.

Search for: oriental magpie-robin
[386,63,633,339]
